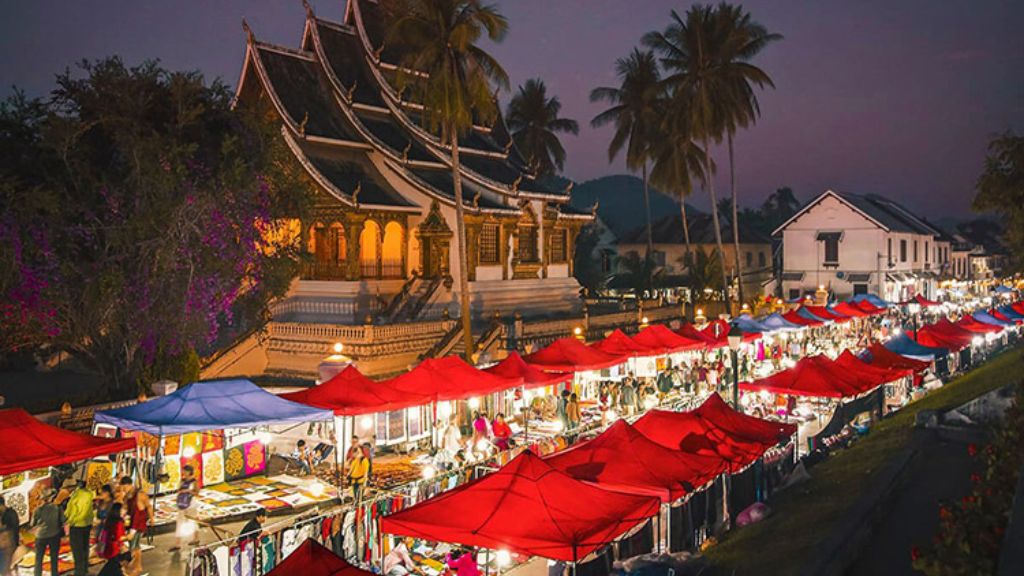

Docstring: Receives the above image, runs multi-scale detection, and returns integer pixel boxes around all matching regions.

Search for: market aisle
[847,434,981,576]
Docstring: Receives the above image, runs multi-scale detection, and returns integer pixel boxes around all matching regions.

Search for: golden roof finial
[298,111,309,136]
[346,80,357,101]
[302,0,314,19]
[352,181,362,204]
[402,140,412,162]
[511,174,523,192]
[242,18,254,44]
[591,200,599,217]
[473,190,482,209]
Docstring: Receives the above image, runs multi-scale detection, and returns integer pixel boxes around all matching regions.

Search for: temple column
[344,216,365,280]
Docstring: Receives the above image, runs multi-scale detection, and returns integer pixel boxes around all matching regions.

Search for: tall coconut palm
[590,48,662,262]
[506,78,579,176]
[644,4,779,310]
[648,102,711,274]
[716,4,781,308]
[388,0,509,361]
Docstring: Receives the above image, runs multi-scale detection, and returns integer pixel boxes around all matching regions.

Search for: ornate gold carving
[298,111,309,136]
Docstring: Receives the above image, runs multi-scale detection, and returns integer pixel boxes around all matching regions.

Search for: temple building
[216,0,600,378]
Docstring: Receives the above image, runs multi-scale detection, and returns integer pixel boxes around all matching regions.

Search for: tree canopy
[974,131,1024,272]
[0,58,308,393]
[506,78,578,176]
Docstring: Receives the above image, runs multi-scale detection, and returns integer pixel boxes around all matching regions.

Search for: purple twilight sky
[2,0,1022,218]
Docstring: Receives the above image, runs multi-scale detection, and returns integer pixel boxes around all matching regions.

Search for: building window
[888,238,893,265]
[758,252,766,268]
[788,288,800,300]
[549,228,567,263]
[913,241,918,262]
[853,283,868,296]
[518,226,538,262]
[900,240,907,262]
[651,250,666,267]
[745,251,753,268]
[817,231,840,265]
[479,223,499,265]
[926,241,930,262]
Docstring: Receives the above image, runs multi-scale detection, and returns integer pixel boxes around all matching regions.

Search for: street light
[727,324,744,411]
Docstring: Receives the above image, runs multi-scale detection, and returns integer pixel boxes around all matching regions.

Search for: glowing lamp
[641,316,649,325]
[475,439,490,452]
[468,397,481,410]
[182,446,197,459]
[422,465,437,480]
[740,394,752,407]
[359,415,374,432]
[972,336,983,347]
[332,342,344,354]
[496,550,511,567]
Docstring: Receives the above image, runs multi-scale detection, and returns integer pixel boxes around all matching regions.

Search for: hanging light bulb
[496,550,511,567]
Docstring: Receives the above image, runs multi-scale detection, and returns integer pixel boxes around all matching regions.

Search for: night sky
[2,1,1022,218]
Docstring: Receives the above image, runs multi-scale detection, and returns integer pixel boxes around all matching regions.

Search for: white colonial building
[773,190,951,302]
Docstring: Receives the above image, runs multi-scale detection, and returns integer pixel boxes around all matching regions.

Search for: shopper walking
[96,503,125,563]
[32,489,63,576]
[120,477,152,551]
[65,480,94,576]
[347,448,369,504]
[169,465,199,552]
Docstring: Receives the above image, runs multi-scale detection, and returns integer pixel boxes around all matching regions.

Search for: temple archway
[360,220,381,278]
[382,221,404,278]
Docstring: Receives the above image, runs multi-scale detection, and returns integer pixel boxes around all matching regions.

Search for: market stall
[265,538,371,576]
[94,380,337,529]
[1,408,137,574]
[484,353,573,453]
[381,451,662,563]
[834,351,913,409]
[865,343,932,388]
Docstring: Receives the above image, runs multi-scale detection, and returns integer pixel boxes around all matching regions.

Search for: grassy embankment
[704,345,1024,576]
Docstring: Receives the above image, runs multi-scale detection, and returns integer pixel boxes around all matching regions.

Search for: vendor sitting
[491,413,512,451]
[295,440,314,475]
[446,547,480,576]
[383,537,421,576]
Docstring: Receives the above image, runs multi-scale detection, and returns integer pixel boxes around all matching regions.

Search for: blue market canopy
[883,334,948,360]
[95,379,334,435]
[972,311,1012,327]
[761,313,803,331]
[731,315,771,334]
[796,307,831,323]
[851,293,891,308]
[998,305,1024,321]
[993,285,1013,294]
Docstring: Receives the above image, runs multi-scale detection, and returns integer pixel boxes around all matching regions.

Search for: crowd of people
[0,475,152,576]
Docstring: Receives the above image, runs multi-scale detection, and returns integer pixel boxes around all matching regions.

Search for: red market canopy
[803,306,851,323]
[739,355,866,399]
[956,316,1002,334]
[386,356,523,403]
[834,350,912,388]
[990,309,1021,325]
[632,324,706,354]
[524,337,626,373]
[484,352,572,390]
[704,319,762,343]
[866,343,931,374]
[782,310,824,327]
[677,323,725,349]
[854,300,886,315]
[591,329,664,357]
[914,323,973,352]
[633,396,794,473]
[1012,301,1024,316]
[380,451,661,561]
[692,393,797,446]
[544,420,725,502]
[831,302,870,318]
[912,294,941,307]
[280,365,428,416]
[266,539,371,576]
[0,408,137,476]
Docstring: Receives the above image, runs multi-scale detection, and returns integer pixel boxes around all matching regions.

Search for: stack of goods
[369,460,423,489]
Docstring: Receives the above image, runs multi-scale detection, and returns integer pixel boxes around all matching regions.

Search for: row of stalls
[0,409,137,574]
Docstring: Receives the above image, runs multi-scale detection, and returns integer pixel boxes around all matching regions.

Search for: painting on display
[202,450,225,486]
[202,432,224,452]
[159,458,181,493]
[182,432,203,457]
[162,434,181,457]
[224,445,246,482]
[84,461,114,492]
[243,440,266,476]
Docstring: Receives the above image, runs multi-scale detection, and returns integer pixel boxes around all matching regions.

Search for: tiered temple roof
[235,0,586,220]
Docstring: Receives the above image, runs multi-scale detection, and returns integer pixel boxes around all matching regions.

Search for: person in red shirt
[446,548,480,576]
[491,413,512,451]
[98,503,126,562]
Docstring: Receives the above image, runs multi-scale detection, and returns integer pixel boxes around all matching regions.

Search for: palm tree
[506,78,579,176]
[647,104,711,273]
[644,4,779,311]
[716,4,781,308]
[590,48,662,262]
[761,186,800,228]
[388,0,509,361]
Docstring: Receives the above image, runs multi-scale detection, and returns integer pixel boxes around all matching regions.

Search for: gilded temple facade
[223,1,600,377]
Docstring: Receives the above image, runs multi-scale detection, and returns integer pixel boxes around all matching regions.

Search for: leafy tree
[0,58,307,395]
[648,103,710,272]
[388,0,510,361]
[506,78,578,176]
[974,131,1024,272]
[616,251,665,296]
[644,3,779,309]
[761,186,800,229]
[679,250,723,302]
[572,223,607,293]
[591,48,662,262]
